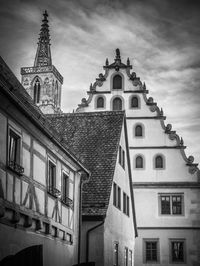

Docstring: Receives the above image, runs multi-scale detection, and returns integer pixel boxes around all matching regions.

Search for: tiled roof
[47,111,125,216]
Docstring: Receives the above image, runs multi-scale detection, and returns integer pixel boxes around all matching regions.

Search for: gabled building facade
[76,49,200,266]
[47,111,137,266]
[0,56,90,266]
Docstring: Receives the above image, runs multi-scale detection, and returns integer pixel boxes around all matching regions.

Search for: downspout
[78,171,90,265]
[86,219,105,263]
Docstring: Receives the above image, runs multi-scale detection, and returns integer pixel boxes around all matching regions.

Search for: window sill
[47,187,61,198]
[7,162,24,176]
[61,197,74,209]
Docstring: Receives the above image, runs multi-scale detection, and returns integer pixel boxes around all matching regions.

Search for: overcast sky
[0,0,200,163]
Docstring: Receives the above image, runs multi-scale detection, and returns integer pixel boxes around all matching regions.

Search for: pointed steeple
[34,10,52,67]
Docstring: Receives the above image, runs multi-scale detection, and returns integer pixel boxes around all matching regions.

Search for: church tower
[21,11,63,114]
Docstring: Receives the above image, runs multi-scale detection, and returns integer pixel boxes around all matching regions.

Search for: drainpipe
[86,219,105,263]
[78,171,90,265]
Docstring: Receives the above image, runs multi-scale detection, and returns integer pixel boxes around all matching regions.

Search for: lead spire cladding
[34,10,52,67]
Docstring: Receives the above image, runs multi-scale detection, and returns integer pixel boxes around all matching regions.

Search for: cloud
[0,0,199,162]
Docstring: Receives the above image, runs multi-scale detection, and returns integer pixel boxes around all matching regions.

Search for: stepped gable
[76,49,200,175]
[0,56,88,173]
[46,111,125,216]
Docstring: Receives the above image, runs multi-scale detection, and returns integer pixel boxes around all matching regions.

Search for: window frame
[96,96,105,109]
[159,194,184,216]
[134,123,144,138]
[129,250,133,266]
[130,95,140,109]
[47,159,58,197]
[124,247,128,266]
[123,192,130,216]
[113,182,121,210]
[33,77,41,104]
[113,74,123,90]
[143,238,160,264]
[119,145,125,169]
[169,239,186,264]
[135,155,144,169]
[7,127,24,175]
[112,97,123,111]
[155,154,164,169]
[114,242,119,266]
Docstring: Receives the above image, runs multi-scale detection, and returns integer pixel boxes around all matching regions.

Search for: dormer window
[33,78,41,104]
[113,74,122,90]
[97,96,104,108]
[113,97,122,111]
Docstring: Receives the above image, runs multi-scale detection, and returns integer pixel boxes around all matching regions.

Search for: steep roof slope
[47,111,125,216]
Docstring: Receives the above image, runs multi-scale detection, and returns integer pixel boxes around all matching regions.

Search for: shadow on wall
[0,245,43,266]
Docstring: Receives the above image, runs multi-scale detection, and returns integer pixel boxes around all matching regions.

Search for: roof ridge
[46,110,125,118]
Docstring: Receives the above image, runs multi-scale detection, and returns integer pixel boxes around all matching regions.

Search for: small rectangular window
[62,173,69,202]
[113,183,121,210]
[170,239,185,263]
[127,196,129,216]
[119,146,122,165]
[48,160,58,197]
[114,243,119,266]
[123,192,126,213]
[119,146,125,169]
[123,193,130,216]
[124,247,128,266]
[122,150,125,169]
[118,186,121,210]
[129,250,132,266]
[144,239,159,263]
[113,183,117,207]
[8,129,24,174]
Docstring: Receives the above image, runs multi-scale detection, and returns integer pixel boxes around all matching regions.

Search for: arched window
[113,97,122,111]
[155,155,164,169]
[33,78,40,104]
[97,97,104,108]
[113,75,122,90]
[136,156,143,168]
[135,125,143,137]
[55,80,59,105]
[131,96,139,108]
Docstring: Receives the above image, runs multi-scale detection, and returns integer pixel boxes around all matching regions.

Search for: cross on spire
[34,10,52,67]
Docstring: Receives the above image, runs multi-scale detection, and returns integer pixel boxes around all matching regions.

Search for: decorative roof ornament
[115,48,121,61]
[34,10,52,67]
[160,108,163,116]
[127,57,130,66]
[143,82,146,90]
[180,137,184,146]
[103,49,132,70]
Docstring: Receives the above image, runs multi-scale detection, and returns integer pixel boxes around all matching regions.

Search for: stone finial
[115,48,121,60]
[180,137,184,146]
[90,83,93,91]
[160,108,163,116]
[106,58,109,66]
[143,82,146,90]
[127,57,130,65]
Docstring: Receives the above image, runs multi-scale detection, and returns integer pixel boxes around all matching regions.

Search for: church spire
[34,10,52,67]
